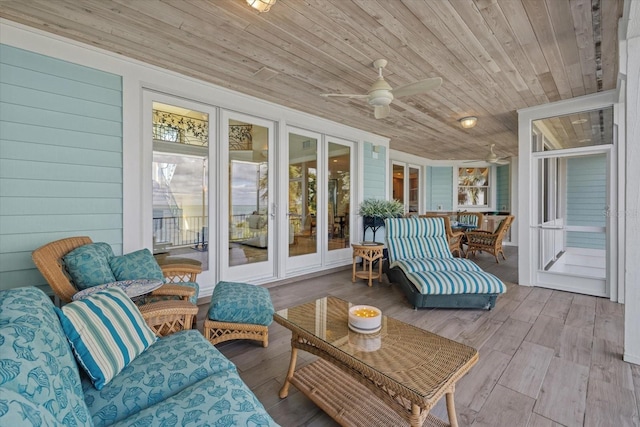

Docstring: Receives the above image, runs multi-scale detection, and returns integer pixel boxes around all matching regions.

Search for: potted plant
[358,198,404,229]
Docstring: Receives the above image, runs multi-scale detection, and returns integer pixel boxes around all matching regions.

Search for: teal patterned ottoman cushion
[208,281,274,326]
[82,330,235,425]
[0,389,59,426]
[0,287,93,426]
[56,287,157,390]
[108,248,164,281]
[63,242,116,289]
[111,369,279,427]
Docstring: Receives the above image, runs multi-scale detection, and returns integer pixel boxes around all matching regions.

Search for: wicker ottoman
[203,281,274,347]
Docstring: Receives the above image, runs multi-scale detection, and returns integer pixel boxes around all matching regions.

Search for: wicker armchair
[456,212,485,229]
[465,215,515,263]
[420,214,464,257]
[32,236,198,336]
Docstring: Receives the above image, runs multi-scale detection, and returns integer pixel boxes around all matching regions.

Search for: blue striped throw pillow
[55,286,157,390]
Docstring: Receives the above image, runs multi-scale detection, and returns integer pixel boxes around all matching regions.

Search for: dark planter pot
[363,216,386,228]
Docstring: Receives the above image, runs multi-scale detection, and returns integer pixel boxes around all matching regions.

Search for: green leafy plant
[358,198,404,218]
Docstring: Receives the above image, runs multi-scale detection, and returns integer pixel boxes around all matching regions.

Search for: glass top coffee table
[274,296,478,427]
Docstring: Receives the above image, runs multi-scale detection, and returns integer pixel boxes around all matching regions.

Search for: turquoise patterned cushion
[0,389,59,426]
[56,287,157,390]
[82,330,236,425]
[208,281,274,326]
[111,370,279,427]
[108,248,164,281]
[63,243,116,290]
[0,287,93,426]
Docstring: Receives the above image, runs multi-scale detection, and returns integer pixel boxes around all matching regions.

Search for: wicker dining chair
[465,215,515,263]
[32,236,198,336]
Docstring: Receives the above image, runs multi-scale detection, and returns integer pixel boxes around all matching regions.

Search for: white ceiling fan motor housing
[367,78,394,106]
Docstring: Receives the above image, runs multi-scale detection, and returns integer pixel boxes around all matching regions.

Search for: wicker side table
[351,242,384,287]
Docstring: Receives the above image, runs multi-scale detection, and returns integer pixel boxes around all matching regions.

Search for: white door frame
[518,90,620,301]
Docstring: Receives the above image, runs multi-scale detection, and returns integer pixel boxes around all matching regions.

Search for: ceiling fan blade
[374,105,390,119]
[392,77,442,98]
[320,93,368,99]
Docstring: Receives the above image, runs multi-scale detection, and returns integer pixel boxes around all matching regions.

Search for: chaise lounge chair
[383,217,506,309]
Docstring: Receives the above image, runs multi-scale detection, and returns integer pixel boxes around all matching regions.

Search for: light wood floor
[196,247,639,426]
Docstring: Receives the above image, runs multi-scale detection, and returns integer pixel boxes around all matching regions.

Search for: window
[457,167,489,207]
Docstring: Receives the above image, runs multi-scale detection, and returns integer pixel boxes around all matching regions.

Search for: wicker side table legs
[351,243,384,287]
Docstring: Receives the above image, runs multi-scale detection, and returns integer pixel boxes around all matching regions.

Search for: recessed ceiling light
[458,116,478,129]
[578,138,592,143]
[571,118,588,124]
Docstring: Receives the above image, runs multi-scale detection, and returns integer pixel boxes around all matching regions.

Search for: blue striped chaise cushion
[55,286,157,389]
[392,258,483,273]
[406,270,506,295]
[385,217,452,261]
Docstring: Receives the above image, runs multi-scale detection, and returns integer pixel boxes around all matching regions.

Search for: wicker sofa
[0,286,279,426]
[383,217,506,309]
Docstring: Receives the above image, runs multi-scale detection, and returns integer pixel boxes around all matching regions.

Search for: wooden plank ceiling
[0,0,624,160]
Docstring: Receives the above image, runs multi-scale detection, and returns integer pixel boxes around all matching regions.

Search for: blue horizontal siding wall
[496,164,510,212]
[362,142,386,200]
[566,155,606,250]
[426,166,453,211]
[0,44,123,293]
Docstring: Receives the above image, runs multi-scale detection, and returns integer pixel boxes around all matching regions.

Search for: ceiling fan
[320,59,442,119]
[467,144,510,165]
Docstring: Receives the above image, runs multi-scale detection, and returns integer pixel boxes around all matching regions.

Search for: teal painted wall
[426,166,453,211]
[496,164,510,212]
[566,155,606,249]
[0,44,123,292]
[362,142,386,200]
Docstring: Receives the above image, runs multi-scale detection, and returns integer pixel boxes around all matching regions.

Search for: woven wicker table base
[291,359,450,427]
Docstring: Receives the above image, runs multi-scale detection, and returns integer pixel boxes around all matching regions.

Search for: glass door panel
[288,133,318,257]
[409,166,420,213]
[222,112,275,281]
[327,140,352,256]
[392,163,404,205]
[151,101,209,270]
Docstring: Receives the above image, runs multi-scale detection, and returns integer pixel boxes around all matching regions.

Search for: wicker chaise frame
[32,236,199,336]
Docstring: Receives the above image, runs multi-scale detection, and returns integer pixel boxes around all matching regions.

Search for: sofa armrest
[138,299,198,336]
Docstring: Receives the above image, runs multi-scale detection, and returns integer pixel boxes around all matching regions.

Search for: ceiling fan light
[459,116,478,129]
[246,0,276,12]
